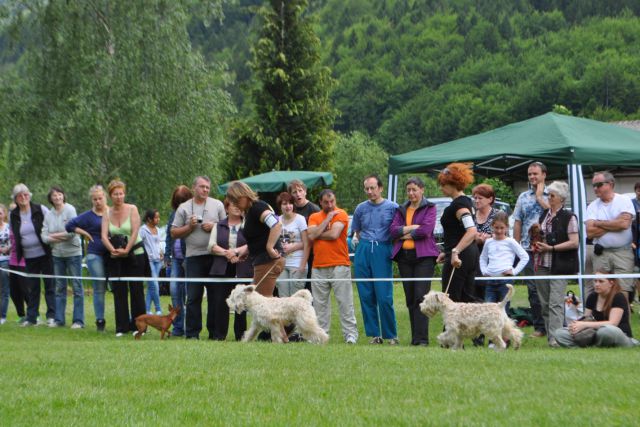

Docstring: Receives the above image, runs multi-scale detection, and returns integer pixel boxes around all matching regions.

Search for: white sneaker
[345,334,357,344]
[155,310,162,315]
[0,318,6,325]
[488,343,496,349]
[115,332,124,337]
[46,318,57,327]
[20,320,35,327]
[70,323,84,329]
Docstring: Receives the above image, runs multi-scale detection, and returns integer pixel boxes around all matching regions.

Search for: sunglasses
[592,181,610,189]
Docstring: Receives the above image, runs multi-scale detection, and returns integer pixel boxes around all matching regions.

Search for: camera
[109,234,128,249]
[594,243,604,256]
[196,215,203,224]
[545,232,557,246]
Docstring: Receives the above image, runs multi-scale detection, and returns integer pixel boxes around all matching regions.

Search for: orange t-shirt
[308,208,350,268]
[402,207,416,250]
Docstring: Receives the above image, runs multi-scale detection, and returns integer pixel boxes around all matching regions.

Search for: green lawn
[1,282,638,426]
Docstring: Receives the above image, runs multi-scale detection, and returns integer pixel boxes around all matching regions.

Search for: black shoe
[257,331,271,341]
[96,319,106,332]
[289,333,304,342]
[472,334,485,347]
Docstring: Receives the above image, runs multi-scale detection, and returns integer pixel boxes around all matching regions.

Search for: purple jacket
[390,198,439,259]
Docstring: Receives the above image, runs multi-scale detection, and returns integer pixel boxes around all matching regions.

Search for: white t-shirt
[585,193,634,248]
[280,214,308,269]
[479,237,529,277]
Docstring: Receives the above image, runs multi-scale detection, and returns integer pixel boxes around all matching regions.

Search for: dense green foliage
[197,0,640,159]
[226,0,337,180]
[2,0,640,208]
[333,132,388,212]
[0,0,233,210]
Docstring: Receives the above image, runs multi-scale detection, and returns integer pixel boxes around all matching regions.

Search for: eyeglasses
[592,181,610,189]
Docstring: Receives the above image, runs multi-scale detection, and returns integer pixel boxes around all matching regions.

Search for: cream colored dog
[226,284,329,344]
[420,284,523,351]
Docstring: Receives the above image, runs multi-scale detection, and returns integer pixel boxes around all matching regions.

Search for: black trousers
[24,255,55,323]
[9,265,27,318]
[441,245,480,303]
[209,261,247,340]
[108,254,146,333]
[397,250,435,345]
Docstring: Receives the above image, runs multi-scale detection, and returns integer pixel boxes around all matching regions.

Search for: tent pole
[569,164,588,304]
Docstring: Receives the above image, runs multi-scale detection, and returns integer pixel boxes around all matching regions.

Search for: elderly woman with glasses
[533,181,579,347]
[10,183,56,327]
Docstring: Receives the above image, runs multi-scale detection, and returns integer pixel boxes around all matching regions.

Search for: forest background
[1,0,639,213]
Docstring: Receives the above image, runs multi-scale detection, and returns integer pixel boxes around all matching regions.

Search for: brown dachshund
[134,304,180,340]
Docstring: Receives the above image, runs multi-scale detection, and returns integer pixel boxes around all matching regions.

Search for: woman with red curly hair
[436,163,479,303]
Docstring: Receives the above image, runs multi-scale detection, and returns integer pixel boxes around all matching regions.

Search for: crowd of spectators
[0,165,637,348]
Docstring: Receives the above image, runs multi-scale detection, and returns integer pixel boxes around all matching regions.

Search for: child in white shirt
[479,212,529,312]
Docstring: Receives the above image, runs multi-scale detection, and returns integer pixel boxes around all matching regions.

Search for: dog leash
[253,258,280,291]
[443,266,456,296]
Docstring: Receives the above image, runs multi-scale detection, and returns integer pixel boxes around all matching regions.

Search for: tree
[226,0,337,180]
[0,0,233,210]
[333,132,388,212]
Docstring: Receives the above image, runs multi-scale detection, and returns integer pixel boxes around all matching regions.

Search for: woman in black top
[436,163,478,303]
[555,270,635,348]
[225,181,285,298]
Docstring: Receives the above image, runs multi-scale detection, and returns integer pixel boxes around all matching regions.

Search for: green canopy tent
[389,112,640,181]
[218,171,333,194]
[388,112,640,298]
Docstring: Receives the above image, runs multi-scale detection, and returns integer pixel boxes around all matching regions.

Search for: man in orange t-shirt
[307,189,358,344]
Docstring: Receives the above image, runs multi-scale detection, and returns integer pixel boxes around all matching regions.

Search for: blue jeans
[53,255,84,326]
[85,253,106,321]
[170,257,186,336]
[146,259,162,313]
[484,279,511,313]
[0,260,9,318]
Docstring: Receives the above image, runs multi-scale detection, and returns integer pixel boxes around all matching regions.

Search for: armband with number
[263,212,279,229]
[460,213,475,230]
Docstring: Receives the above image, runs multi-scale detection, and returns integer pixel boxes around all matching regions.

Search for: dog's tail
[498,284,515,309]
[291,289,313,304]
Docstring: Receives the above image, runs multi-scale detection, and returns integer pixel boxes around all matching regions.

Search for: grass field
[1,282,638,426]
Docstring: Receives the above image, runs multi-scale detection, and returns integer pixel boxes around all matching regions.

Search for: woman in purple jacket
[390,177,439,346]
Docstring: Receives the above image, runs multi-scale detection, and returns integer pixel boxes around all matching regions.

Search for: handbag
[572,315,597,347]
[572,327,597,347]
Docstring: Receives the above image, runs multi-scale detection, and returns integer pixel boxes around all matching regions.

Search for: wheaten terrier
[420,284,523,351]
[226,284,329,344]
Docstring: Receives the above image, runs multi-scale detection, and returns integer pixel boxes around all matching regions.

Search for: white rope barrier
[2,266,638,284]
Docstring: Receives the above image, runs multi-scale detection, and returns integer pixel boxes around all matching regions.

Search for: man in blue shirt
[513,161,549,338]
[352,175,399,344]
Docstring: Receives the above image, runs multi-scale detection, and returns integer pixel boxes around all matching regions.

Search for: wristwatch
[451,248,460,254]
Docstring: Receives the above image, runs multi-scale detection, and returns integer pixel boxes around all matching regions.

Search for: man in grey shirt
[171,176,226,339]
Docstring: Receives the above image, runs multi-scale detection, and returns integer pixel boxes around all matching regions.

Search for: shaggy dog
[420,284,523,350]
[226,284,329,344]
